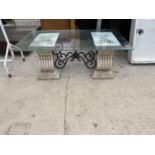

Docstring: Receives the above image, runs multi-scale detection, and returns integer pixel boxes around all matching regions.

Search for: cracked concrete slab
[0,65,67,134]
[65,75,155,134]
[63,76,70,135]
[0,51,155,134]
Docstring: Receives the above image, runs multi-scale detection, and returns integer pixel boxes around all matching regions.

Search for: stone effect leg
[92,51,113,79]
[37,51,60,80]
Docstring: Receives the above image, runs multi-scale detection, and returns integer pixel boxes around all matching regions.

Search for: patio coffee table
[16,30,132,80]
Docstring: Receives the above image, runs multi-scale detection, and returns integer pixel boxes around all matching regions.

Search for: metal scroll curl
[78,50,97,69]
[52,41,63,55]
[53,49,97,69]
[54,51,74,69]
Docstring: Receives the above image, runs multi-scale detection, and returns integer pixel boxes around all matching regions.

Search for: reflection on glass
[91,32,121,46]
[30,33,59,47]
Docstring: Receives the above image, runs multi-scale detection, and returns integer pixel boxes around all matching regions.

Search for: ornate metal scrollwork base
[52,50,97,69]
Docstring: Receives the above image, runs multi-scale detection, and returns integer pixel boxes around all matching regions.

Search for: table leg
[92,51,113,79]
[37,51,60,80]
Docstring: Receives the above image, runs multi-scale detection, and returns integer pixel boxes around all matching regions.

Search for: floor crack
[64,76,70,135]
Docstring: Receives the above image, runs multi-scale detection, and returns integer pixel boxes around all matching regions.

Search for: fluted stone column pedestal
[37,51,60,80]
[92,51,113,79]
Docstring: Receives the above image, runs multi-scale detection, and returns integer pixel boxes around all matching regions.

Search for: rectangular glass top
[15,29,132,52]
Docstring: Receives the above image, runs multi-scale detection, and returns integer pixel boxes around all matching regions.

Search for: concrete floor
[0,51,155,134]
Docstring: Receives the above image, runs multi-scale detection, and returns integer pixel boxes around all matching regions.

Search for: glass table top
[15,29,132,52]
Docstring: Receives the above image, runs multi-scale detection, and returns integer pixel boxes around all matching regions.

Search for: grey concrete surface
[0,51,155,134]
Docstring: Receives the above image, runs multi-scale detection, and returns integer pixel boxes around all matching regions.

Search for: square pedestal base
[92,70,113,79]
[37,70,60,80]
